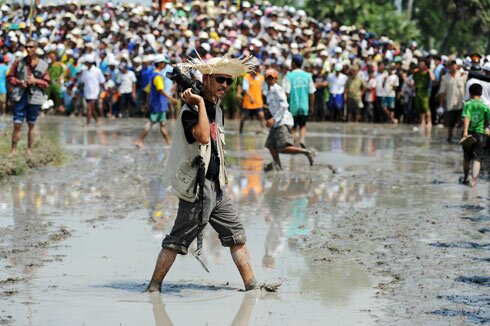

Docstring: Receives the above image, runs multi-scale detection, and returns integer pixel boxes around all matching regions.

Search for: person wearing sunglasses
[7,40,50,156]
[146,56,260,293]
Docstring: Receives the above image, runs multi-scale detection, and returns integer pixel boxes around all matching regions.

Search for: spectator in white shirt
[381,64,399,124]
[116,62,137,118]
[327,63,348,121]
[374,62,388,122]
[80,55,105,126]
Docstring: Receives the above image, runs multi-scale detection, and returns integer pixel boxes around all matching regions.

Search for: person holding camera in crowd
[7,40,50,156]
[146,56,258,293]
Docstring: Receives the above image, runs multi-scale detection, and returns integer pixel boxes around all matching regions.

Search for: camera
[166,66,202,95]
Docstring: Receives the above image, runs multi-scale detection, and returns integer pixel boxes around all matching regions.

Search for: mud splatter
[48,226,71,242]
[100,281,241,294]
[462,216,490,222]
[0,315,14,325]
[478,228,490,234]
[456,276,490,287]
[430,242,490,250]
[0,278,25,285]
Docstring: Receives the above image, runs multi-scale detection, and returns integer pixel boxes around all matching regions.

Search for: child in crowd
[460,83,490,187]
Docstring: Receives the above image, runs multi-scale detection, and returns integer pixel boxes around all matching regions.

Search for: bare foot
[26,148,32,156]
[134,139,145,149]
[144,282,161,293]
[469,177,477,188]
[8,150,17,157]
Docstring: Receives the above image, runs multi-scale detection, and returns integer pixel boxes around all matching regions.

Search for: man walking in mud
[7,40,50,156]
[146,56,258,292]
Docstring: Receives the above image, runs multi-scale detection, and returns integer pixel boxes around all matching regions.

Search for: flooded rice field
[0,116,489,325]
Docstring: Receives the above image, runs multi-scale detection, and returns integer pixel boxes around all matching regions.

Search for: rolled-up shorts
[463,132,487,162]
[381,96,396,110]
[13,94,41,124]
[149,112,167,123]
[162,179,247,254]
[265,125,294,150]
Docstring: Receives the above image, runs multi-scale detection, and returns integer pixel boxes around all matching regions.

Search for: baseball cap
[264,68,278,79]
[153,54,169,64]
[291,54,304,66]
[334,63,343,71]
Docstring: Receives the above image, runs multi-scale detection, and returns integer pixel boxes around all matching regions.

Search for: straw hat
[177,55,255,78]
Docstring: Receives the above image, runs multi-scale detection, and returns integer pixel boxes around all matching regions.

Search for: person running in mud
[7,39,50,156]
[146,56,258,292]
[263,68,315,171]
[134,55,178,149]
[460,83,490,187]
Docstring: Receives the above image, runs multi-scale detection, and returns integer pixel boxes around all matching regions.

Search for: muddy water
[0,117,489,325]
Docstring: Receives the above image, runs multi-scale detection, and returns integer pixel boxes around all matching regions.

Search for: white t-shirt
[117,70,137,94]
[375,71,388,97]
[465,78,490,107]
[327,72,348,95]
[384,74,399,97]
[80,66,105,100]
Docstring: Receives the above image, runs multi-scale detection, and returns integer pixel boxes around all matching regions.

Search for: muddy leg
[146,248,178,292]
[470,160,481,187]
[134,121,152,149]
[463,158,470,181]
[27,123,35,156]
[267,147,282,169]
[10,123,22,156]
[230,244,257,290]
[159,123,171,145]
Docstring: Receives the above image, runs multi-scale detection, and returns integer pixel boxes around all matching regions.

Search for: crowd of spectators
[0,0,489,126]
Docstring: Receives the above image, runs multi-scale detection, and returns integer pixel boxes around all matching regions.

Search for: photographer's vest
[163,103,228,190]
[242,73,264,109]
[9,58,49,105]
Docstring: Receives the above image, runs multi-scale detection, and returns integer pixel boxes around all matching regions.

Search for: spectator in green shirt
[413,59,435,128]
[47,51,66,113]
[460,83,490,187]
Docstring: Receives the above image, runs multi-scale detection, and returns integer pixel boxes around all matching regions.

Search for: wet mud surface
[0,117,489,325]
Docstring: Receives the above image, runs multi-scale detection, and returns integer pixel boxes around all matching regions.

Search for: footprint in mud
[434,296,490,323]
[472,258,490,263]
[446,204,486,211]
[456,276,490,287]
[431,309,490,324]
[462,215,490,222]
[479,228,490,234]
[430,242,490,250]
[99,281,240,294]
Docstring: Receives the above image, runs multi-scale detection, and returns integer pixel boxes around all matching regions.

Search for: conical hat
[177,54,256,78]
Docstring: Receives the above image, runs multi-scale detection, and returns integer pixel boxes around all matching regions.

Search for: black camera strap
[191,154,209,273]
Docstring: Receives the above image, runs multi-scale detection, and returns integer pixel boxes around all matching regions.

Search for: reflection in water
[10,181,48,272]
[149,291,260,326]
[293,259,371,305]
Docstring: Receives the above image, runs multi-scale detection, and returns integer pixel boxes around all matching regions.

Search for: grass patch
[0,130,69,181]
